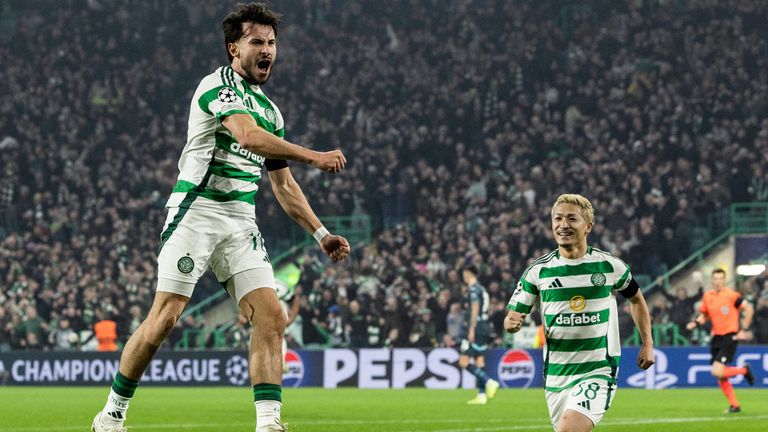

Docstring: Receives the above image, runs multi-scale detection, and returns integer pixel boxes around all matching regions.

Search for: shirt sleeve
[195,75,249,121]
[273,104,285,138]
[612,257,633,294]
[507,268,539,314]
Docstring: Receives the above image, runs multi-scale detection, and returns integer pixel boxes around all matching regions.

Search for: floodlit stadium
[0,1,766,431]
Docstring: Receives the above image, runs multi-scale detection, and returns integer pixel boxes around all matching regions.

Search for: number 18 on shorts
[545,379,616,429]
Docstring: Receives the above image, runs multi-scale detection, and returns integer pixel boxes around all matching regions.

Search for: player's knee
[239,302,256,323]
[261,308,286,338]
[711,364,725,378]
[244,301,285,338]
[143,309,180,346]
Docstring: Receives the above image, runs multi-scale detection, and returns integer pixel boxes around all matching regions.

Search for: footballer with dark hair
[92,3,350,431]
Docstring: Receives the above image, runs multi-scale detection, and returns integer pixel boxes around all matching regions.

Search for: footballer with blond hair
[505,194,654,432]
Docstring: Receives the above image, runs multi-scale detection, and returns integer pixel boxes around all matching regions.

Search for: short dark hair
[463,265,479,276]
[223,3,281,62]
[712,268,726,276]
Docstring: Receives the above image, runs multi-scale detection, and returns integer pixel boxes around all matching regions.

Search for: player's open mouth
[257,59,271,73]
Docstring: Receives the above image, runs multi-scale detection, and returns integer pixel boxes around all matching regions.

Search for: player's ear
[228,42,239,59]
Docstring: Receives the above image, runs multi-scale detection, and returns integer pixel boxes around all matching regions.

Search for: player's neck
[558,243,587,260]
[231,62,257,86]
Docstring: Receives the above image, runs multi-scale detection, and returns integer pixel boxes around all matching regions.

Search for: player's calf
[239,287,287,431]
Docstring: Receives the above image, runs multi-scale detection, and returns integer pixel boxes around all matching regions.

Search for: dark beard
[242,62,270,85]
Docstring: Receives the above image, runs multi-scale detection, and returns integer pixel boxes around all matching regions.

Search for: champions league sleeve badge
[218,87,239,103]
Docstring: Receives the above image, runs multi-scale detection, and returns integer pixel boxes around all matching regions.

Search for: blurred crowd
[1,0,768,351]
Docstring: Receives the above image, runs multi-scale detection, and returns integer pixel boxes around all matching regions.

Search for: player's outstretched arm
[223,113,346,172]
[628,291,655,370]
[267,167,350,262]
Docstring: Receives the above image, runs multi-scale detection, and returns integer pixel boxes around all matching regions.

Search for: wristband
[313,226,330,244]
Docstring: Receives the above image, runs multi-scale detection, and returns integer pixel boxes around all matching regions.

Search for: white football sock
[255,400,282,430]
[102,389,131,425]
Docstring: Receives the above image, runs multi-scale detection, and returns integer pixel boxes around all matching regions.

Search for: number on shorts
[571,382,600,400]
[584,382,600,400]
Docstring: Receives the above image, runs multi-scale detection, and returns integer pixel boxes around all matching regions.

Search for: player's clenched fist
[321,234,350,262]
[312,149,346,172]
[504,310,526,333]
[637,344,655,370]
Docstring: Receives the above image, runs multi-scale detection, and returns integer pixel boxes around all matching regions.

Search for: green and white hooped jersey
[508,247,633,392]
[165,65,285,217]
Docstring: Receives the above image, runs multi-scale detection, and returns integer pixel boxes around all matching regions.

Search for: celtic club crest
[177,255,195,274]
[590,272,606,287]
[265,108,276,123]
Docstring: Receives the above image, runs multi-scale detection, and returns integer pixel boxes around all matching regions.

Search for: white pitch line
[6,414,768,432]
[423,414,768,432]
[0,418,526,431]
[5,425,208,432]
[291,418,541,425]
[1,417,545,431]
[2,423,252,432]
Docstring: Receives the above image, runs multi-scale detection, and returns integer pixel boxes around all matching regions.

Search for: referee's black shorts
[710,332,738,364]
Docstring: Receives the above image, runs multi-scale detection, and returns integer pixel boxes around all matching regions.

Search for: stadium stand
[1,0,767,351]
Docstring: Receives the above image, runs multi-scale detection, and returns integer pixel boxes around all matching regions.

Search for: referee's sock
[718,379,740,408]
[722,366,746,378]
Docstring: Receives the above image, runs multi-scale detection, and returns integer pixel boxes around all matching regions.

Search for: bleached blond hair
[551,194,594,224]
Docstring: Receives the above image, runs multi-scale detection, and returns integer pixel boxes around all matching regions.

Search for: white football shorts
[545,378,616,430]
[156,207,276,301]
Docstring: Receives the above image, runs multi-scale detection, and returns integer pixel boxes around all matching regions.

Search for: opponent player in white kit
[92,3,349,431]
[505,194,654,432]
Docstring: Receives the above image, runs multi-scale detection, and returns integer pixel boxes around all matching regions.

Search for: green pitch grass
[0,387,766,431]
